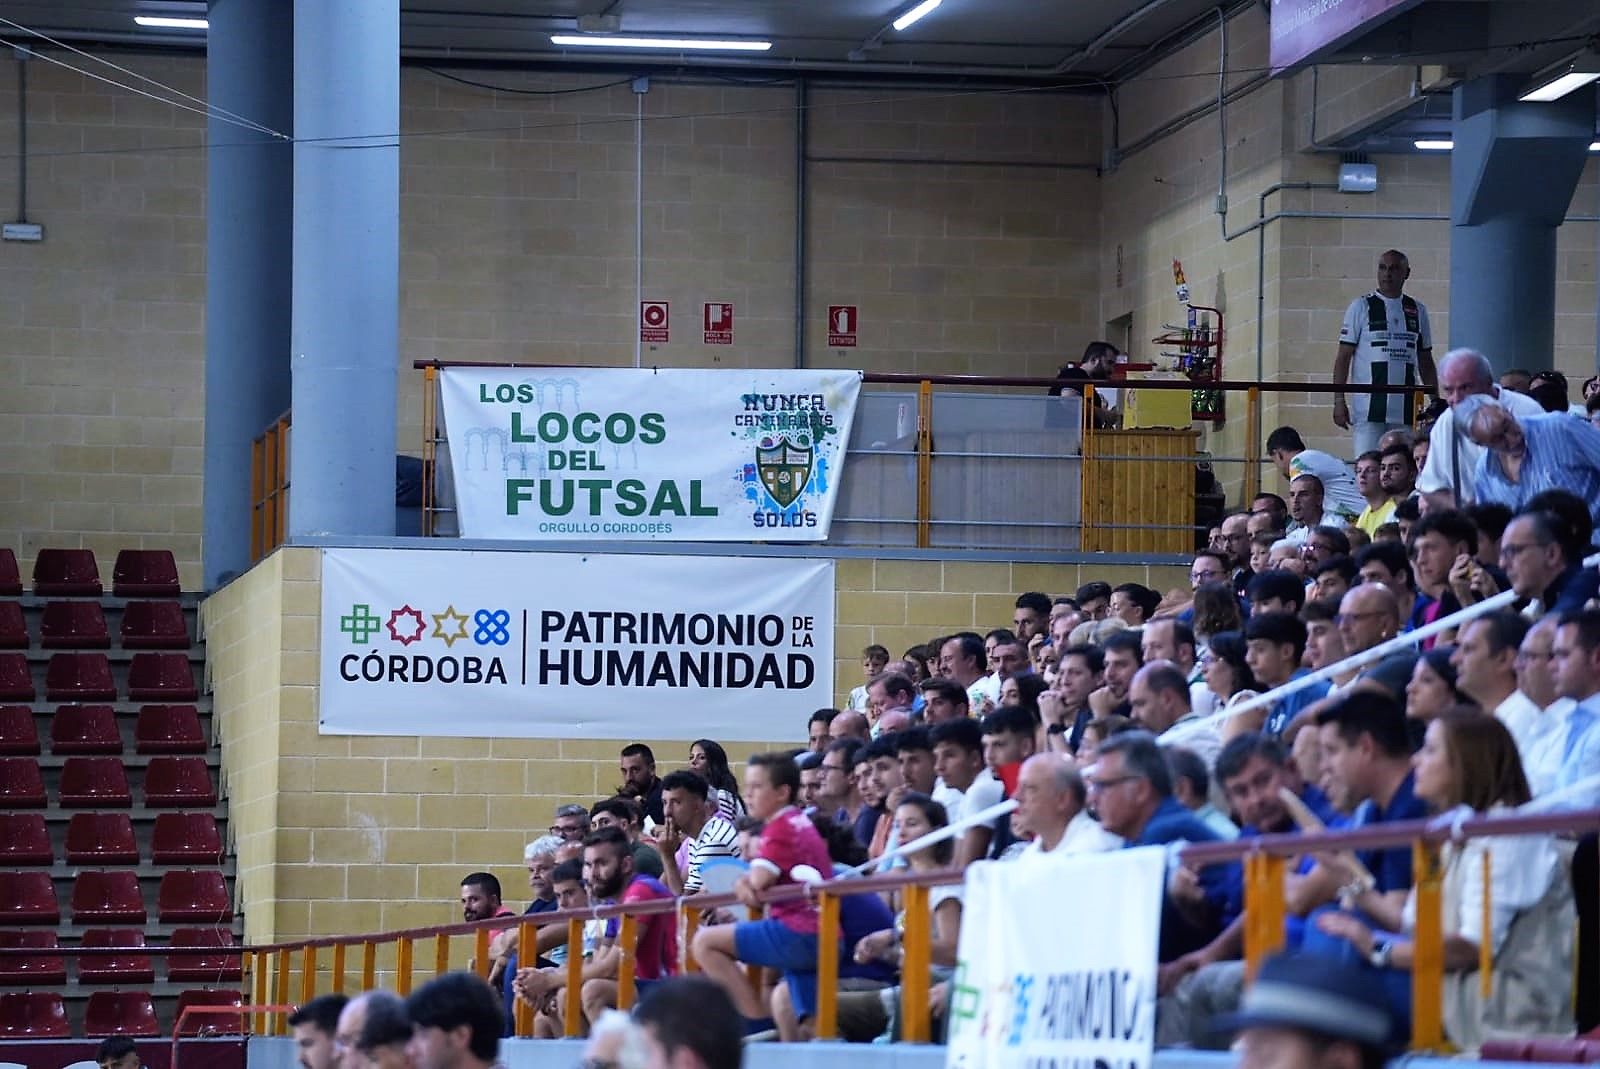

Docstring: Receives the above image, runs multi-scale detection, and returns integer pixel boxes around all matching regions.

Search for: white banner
[947,847,1164,1069]
[438,367,862,541]
[318,547,834,740]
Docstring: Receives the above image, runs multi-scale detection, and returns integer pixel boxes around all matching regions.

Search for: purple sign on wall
[1270,0,1420,74]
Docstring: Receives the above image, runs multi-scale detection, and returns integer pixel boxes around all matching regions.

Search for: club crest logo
[756,435,813,508]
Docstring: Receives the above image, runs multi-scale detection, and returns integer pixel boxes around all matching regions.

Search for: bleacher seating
[0,706,39,755]
[112,550,180,598]
[40,601,111,650]
[0,549,20,596]
[151,813,223,865]
[135,705,204,754]
[32,550,102,597]
[0,871,60,924]
[78,928,155,984]
[71,870,148,924]
[65,812,140,865]
[175,988,245,1035]
[0,757,46,807]
[120,600,189,649]
[45,653,117,702]
[167,928,242,982]
[83,990,160,1037]
[50,705,123,754]
[58,756,134,808]
[0,654,34,702]
[158,870,230,923]
[0,991,70,1037]
[0,931,66,985]
[143,756,216,807]
[0,602,25,649]
[1480,1039,1600,1064]
[127,652,198,701]
[0,812,53,864]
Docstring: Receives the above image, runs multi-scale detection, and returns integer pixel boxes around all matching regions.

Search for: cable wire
[420,66,637,96]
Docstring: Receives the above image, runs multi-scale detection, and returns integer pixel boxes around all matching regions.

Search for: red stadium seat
[0,931,66,986]
[112,549,181,598]
[39,600,110,649]
[0,653,34,701]
[32,549,102,596]
[1525,1040,1597,1064]
[0,601,25,648]
[143,756,216,807]
[58,756,133,807]
[0,757,46,807]
[83,990,160,1037]
[127,652,197,701]
[0,871,60,924]
[50,704,123,754]
[0,548,20,596]
[0,705,39,754]
[0,813,53,865]
[158,870,231,923]
[135,704,204,753]
[120,600,189,649]
[44,653,117,702]
[176,988,245,1035]
[167,928,242,982]
[65,812,140,865]
[0,991,70,1037]
[151,812,223,865]
[78,928,155,984]
[72,870,147,924]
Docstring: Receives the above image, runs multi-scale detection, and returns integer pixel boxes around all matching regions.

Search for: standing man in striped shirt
[1334,250,1436,455]
[655,770,740,897]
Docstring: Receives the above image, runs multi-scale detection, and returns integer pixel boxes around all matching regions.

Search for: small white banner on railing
[318,547,835,740]
[438,367,862,541]
[947,846,1164,1069]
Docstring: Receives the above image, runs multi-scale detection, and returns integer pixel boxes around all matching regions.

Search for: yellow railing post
[435,932,450,977]
[563,919,584,1039]
[361,941,377,991]
[915,379,933,549]
[476,927,493,980]
[1479,850,1493,1000]
[682,907,700,973]
[300,945,317,1004]
[397,937,415,997]
[513,921,535,1038]
[1244,386,1261,504]
[1242,853,1286,983]
[251,950,269,1035]
[1411,840,1445,1051]
[814,891,840,1041]
[901,884,932,1043]
[617,914,638,1011]
[273,949,291,1035]
[331,943,346,996]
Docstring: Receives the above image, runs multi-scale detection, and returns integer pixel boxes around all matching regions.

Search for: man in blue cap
[1215,952,1397,1069]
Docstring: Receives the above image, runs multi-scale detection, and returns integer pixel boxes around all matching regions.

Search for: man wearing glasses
[549,803,590,844]
[1500,510,1597,617]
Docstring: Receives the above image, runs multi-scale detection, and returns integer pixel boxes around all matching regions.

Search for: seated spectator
[1286,475,1348,545]
[1502,509,1599,618]
[94,1039,141,1069]
[1013,752,1120,854]
[288,994,348,1069]
[1013,591,1052,646]
[355,990,414,1069]
[691,753,836,1031]
[1267,426,1364,521]
[1309,713,1574,1051]
[1302,600,1358,692]
[1075,580,1112,621]
[1143,619,1200,686]
[460,873,516,944]
[1076,714,1135,769]
[1355,541,1418,628]
[1134,661,1221,768]
[938,632,990,712]
[1550,610,1600,809]
[1200,631,1260,717]
[1246,569,1306,617]
[405,972,503,1069]
[849,645,890,713]
[1372,521,1402,544]
[797,750,823,810]
[1217,953,1398,1068]
[866,671,918,732]
[1241,612,1328,739]
[1112,582,1161,627]
[589,797,665,878]
[1450,611,1536,749]
[550,803,591,846]
[893,726,943,805]
[817,738,869,845]
[525,858,604,1029]
[1378,440,1417,503]
[1301,525,1352,568]
[1336,583,1401,663]
[1251,491,1290,534]
[829,708,871,744]
[1464,502,1513,567]
[1394,496,1420,542]
[1000,672,1047,729]
[1040,644,1102,756]
[1408,509,1479,637]
[917,677,969,723]
[902,646,931,683]
[930,717,1003,864]
[656,770,739,896]
[1192,580,1245,649]
[976,705,1038,858]
[492,837,562,1031]
[1404,647,1470,725]
[807,708,837,752]
[1354,449,1395,536]
[860,734,905,859]
[1311,555,1357,605]
[1248,532,1277,576]
[687,738,747,821]
[1093,630,1143,718]
[1514,616,1574,798]
[634,976,747,1069]
[618,744,665,825]
[1164,746,1237,840]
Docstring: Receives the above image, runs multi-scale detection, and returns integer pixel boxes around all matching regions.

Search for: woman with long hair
[1404,647,1472,723]
[1311,711,1574,1050]
[1191,580,1244,647]
[688,738,746,821]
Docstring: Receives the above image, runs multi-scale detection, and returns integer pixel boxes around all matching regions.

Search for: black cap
[1213,952,1395,1046]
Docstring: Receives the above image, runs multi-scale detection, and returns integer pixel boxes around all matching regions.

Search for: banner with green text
[439,367,862,540]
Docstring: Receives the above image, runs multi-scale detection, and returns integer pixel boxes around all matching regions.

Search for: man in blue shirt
[1501,509,1600,618]
[1460,395,1600,530]
[1243,612,1329,738]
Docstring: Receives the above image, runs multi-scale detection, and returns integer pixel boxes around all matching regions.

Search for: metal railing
[250,410,291,563]
[412,361,1428,553]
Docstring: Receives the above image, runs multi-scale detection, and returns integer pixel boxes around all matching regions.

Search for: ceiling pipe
[1048,0,1195,73]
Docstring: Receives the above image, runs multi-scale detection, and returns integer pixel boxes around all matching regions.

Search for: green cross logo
[339,604,383,645]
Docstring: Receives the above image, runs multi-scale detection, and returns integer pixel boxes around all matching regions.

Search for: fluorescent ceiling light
[1520,70,1600,103]
[549,34,771,51]
[892,0,943,31]
[1413,139,1453,151]
[134,15,208,30]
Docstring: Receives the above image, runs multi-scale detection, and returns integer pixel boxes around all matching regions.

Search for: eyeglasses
[550,824,586,838]
[1086,774,1141,793]
[1190,571,1225,582]
[1514,650,1552,664]
[1499,542,1549,561]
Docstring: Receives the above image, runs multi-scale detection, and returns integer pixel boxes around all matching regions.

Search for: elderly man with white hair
[1458,394,1600,530]
[1415,348,1544,507]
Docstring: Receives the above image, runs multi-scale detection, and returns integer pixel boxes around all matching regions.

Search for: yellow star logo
[431,605,470,647]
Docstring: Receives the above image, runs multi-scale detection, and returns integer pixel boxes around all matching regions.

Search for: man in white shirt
[1012,753,1120,855]
[1451,611,1547,761]
[1417,348,1545,507]
[1266,426,1364,522]
[1516,616,1575,798]
[1333,249,1436,454]
[1284,474,1347,545]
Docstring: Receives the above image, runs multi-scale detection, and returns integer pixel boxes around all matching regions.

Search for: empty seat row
[0,868,231,924]
[0,652,199,702]
[0,704,206,756]
[0,812,224,865]
[0,548,181,599]
[0,755,217,808]
[0,600,190,650]
[0,927,242,985]
[0,988,243,1038]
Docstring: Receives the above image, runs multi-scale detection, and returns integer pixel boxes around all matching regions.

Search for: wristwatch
[1046,723,1068,735]
[1368,939,1393,969]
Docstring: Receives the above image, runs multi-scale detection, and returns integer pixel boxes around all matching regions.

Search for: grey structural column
[1448,75,1595,374]
[202,0,293,589]
[289,0,399,538]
